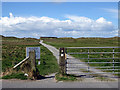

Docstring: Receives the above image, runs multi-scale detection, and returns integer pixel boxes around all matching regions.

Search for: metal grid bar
[66,66,120,68]
[66,69,120,71]
[67,58,120,60]
[67,62,120,64]
[113,48,115,73]
[66,72,120,74]
[66,47,120,49]
[88,48,89,72]
[101,69,120,71]
[67,52,120,54]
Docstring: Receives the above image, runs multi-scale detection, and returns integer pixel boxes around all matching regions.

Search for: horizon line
[1,35,120,39]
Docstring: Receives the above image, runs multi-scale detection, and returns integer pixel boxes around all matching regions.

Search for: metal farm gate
[59,47,120,77]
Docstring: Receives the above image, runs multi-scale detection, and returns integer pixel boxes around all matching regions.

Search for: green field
[42,37,120,74]
[43,37,119,48]
[2,36,59,79]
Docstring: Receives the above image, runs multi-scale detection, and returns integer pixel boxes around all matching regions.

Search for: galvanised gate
[59,47,120,77]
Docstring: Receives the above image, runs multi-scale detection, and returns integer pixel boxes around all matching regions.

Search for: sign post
[59,48,66,75]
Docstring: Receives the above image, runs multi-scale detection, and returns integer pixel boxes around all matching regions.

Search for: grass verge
[36,45,59,75]
[2,73,27,80]
[55,73,77,81]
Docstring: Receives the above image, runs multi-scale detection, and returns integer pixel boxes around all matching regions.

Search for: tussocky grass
[2,36,59,79]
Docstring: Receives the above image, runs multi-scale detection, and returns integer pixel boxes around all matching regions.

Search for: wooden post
[29,50,36,71]
[59,48,66,75]
[29,50,37,79]
[21,50,37,80]
[13,49,40,80]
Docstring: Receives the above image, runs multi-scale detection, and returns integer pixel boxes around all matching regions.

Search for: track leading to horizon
[39,40,117,78]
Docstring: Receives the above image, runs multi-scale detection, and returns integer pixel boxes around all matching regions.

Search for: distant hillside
[1,35,120,40]
[1,35,39,41]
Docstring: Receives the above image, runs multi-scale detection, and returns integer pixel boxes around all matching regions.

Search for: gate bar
[66,47,120,49]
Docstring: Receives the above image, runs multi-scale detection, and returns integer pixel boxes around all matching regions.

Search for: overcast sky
[1,2,118,38]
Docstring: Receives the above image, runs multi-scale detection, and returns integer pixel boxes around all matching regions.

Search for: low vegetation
[55,73,77,81]
[2,73,28,80]
[2,36,59,79]
[37,45,59,75]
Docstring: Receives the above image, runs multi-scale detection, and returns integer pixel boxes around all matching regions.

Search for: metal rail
[67,62,120,64]
[66,66,120,68]
[67,58,120,60]
[66,72,120,74]
[67,69,120,71]
[67,52,120,54]
[66,47,120,49]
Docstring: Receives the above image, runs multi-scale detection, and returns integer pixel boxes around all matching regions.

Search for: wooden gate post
[59,48,66,75]
[28,50,38,79]
[13,49,40,80]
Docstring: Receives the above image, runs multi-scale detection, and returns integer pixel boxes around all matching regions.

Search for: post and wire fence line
[59,47,120,76]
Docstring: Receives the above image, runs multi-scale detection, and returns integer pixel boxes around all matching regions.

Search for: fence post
[113,48,115,73]
[88,48,90,72]
[28,50,37,79]
[59,48,66,75]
